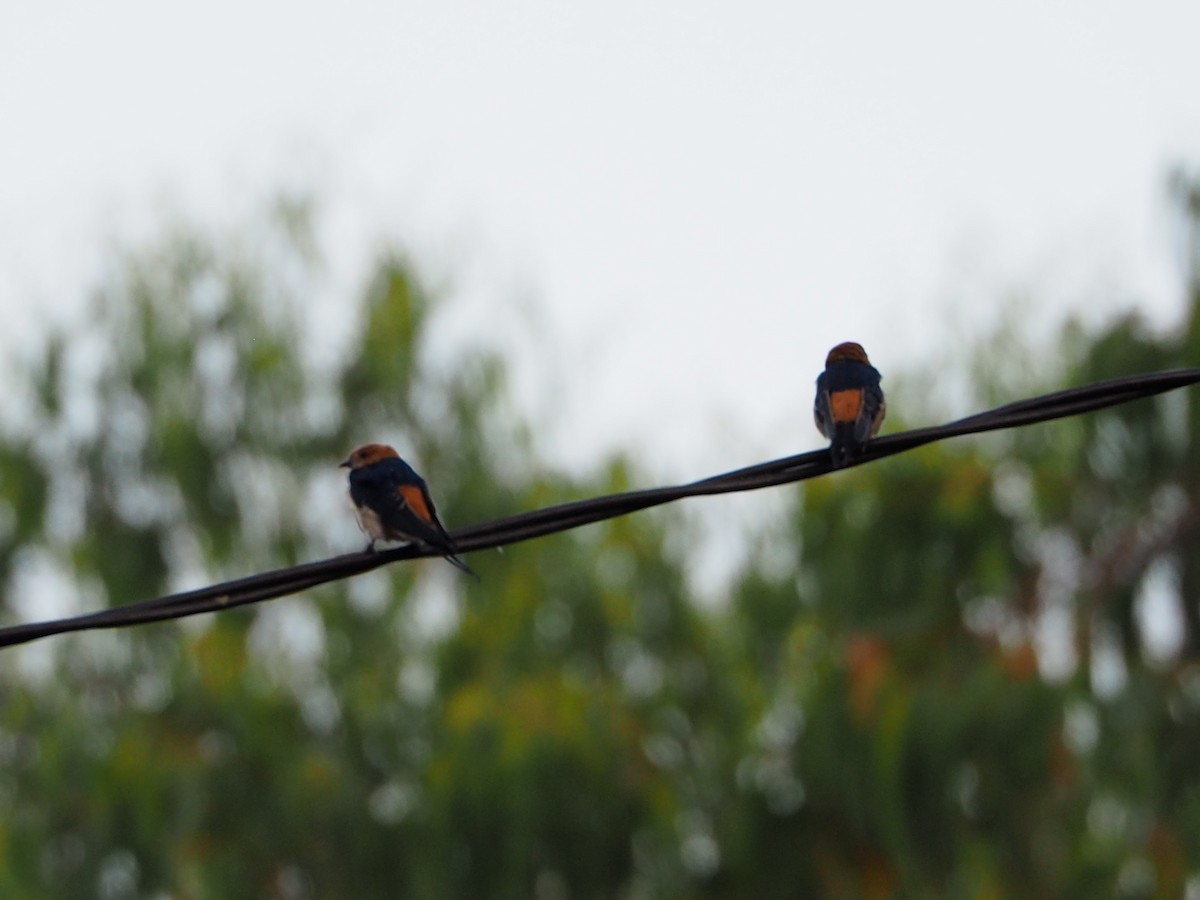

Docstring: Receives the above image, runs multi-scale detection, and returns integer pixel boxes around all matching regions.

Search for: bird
[340,443,477,577]
[813,341,886,466]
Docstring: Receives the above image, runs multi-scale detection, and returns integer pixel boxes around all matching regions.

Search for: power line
[1,367,1197,649]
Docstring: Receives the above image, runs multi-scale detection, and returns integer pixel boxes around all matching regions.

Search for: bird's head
[825,341,871,366]
[340,443,401,470]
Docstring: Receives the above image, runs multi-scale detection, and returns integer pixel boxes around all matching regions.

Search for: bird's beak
[338,459,352,469]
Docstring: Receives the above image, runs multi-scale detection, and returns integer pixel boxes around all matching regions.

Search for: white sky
[2,0,1200,484]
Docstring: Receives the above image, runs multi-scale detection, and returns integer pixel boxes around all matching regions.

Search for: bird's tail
[829,423,862,467]
[443,550,480,580]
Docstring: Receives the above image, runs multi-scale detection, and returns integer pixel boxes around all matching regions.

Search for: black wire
[1,367,1197,649]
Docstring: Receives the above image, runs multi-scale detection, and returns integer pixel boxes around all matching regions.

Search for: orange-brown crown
[825,341,870,366]
[340,443,401,470]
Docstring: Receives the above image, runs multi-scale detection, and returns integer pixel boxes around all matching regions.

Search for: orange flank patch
[398,484,434,523]
[829,389,864,423]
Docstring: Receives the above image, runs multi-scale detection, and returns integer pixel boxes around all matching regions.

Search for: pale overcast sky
[2,0,1199,480]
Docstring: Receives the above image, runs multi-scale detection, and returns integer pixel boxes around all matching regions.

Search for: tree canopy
[2,180,1200,898]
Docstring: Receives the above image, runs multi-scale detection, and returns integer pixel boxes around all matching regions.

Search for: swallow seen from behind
[813,341,886,466]
[340,443,477,577]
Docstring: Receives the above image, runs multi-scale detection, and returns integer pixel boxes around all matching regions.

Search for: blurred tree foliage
[1,177,1200,899]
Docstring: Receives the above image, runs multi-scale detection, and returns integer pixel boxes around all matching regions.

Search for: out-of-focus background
[3,3,1200,897]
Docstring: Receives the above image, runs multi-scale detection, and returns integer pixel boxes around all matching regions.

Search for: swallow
[813,341,886,466]
[340,443,477,577]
